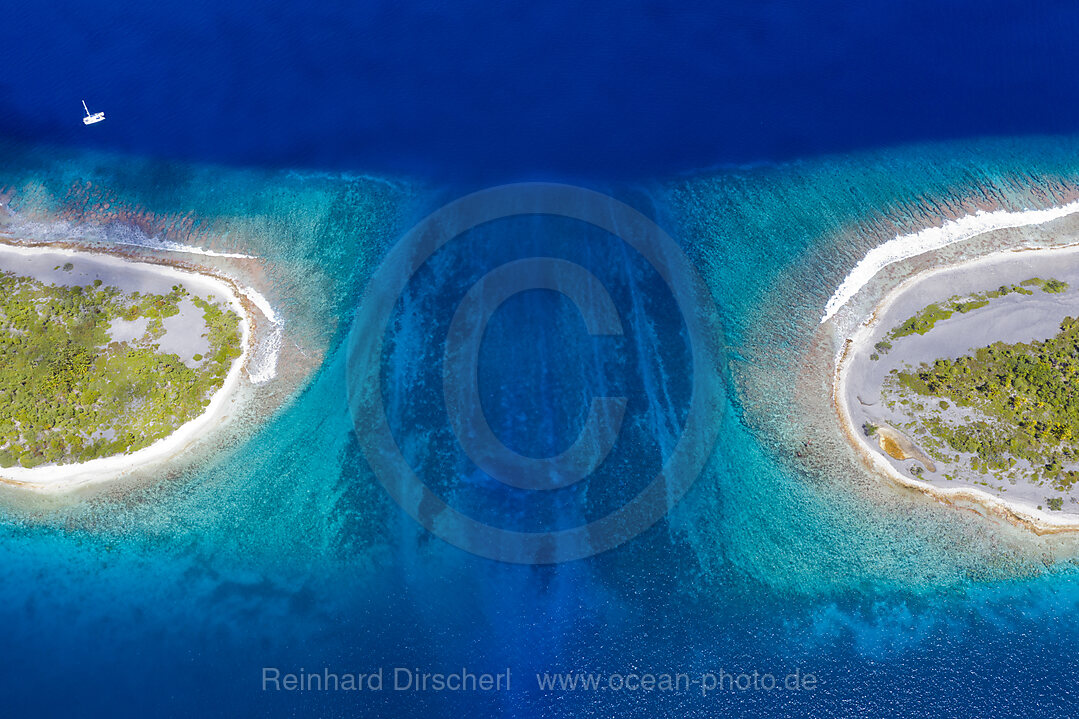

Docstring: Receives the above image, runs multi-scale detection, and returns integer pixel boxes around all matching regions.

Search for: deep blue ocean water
[6,1,1079,181]
[4,4,1079,718]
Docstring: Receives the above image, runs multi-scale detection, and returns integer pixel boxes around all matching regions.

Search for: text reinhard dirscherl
[261,667,819,696]
[262,667,511,693]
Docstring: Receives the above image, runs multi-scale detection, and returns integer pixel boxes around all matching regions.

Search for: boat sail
[81,100,105,125]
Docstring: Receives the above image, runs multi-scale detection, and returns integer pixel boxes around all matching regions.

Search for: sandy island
[833,242,1079,532]
[0,240,266,493]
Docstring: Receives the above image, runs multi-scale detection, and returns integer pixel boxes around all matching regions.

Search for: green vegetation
[870,339,893,361]
[885,316,1079,490]
[890,302,956,338]
[1022,277,1068,293]
[862,422,878,437]
[0,272,241,468]
[888,278,1068,339]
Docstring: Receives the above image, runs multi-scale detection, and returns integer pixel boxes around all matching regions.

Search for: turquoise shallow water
[3,138,1079,716]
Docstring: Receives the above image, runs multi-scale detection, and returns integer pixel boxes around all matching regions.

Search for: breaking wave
[240,286,283,385]
[821,199,1079,323]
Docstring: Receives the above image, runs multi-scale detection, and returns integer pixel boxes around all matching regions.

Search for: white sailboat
[81,100,105,125]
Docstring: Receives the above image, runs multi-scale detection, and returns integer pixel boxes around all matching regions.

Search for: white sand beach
[833,240,1079,531]
[0,241,260,493]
